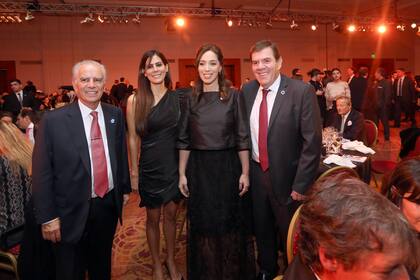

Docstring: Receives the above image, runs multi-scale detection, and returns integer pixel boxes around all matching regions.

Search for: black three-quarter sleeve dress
[138,90,182,208]
[178,88,256,279]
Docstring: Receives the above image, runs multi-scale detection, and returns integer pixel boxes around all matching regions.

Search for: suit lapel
[245,80,260,120]
[268,74,289,130]
[102,104,117,182]
[67,102,91,175]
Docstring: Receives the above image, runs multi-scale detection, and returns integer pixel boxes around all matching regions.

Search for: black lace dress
[138,90,182,208]
[178,89,256,280]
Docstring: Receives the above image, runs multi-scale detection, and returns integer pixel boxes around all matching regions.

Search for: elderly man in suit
[2,79,36,117]
[32,60,131,280]
[241,40,322,279]
[333,95,365,142]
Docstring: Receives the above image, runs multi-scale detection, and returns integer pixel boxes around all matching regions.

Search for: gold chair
[0,249,19,280]
[317,165,359,181]
[364,120,378,148]
[286,204,303,264]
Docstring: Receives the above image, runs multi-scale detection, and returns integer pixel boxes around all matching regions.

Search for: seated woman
[0,121,32,248]
[382,157,420,279]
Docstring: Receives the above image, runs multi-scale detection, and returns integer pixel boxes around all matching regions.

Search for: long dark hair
[135,50,171,136]
[193,43,229,101]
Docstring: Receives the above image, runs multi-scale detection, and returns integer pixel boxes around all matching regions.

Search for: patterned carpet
[112,194,187,280]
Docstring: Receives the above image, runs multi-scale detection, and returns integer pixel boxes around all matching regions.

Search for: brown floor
[1,114,417,280]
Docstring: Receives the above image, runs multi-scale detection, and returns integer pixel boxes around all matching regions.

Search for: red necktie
[259,89,270,171]
[90,111,108,197]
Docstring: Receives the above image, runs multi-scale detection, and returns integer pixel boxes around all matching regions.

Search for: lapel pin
[280,90,286,95]
[110,119,115,124]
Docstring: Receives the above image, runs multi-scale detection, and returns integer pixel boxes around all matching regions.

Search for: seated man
[333,95,365,141]
[284,174,418,280]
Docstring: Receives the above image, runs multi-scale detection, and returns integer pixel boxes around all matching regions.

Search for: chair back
[287,205,303,264]
[364,120,378,147]
[317,166,359,182]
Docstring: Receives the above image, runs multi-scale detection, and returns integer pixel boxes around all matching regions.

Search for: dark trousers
[52,190,118,280]
[395,97,416,127]
[373,108,390,140]
[394,97,403,127]
[250,161,299,275]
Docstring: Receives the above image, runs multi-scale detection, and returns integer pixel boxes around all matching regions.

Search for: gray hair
[336,95,351,106]
[72,60,107,81]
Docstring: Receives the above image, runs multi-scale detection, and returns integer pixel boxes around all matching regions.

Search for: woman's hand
[179,175,189,197]
[130,172,139,192]
[238,173,250,196]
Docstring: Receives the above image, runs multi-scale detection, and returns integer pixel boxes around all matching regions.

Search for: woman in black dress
[127,50,182,280]
[178,44,256,279]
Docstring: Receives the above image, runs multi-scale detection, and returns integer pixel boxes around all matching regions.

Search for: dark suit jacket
[241,75,322,203]
[32,102,131,244]
[333,109,365,141]
[349,76,367,111]
[283,254,317,280]
[2,90,36,116]
[375,79,392,111]
[393,76,416,105]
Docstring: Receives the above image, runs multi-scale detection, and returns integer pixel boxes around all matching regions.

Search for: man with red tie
[241,40,322,280]
[31,60,131,279]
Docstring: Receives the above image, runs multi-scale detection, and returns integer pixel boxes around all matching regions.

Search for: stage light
[175,17,185,27]
[15,15,22,23]
[97,14,105,23]
[311,24,317,31]
[411,22,417,29]
[332,22,341,32]
[226,17,233,27]
[347,24,356,32]
[396,24,405,31]
[24,10,34,21]
[132,14,141,24]
[81,13,94,24]
[290,20,298,30]
[377,24,387,33]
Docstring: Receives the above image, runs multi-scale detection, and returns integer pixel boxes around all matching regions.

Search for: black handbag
[0,224,25,250]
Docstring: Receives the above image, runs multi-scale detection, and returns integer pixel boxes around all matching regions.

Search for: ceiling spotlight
[14,15,22,23]
[80,13,95,24]
[396,24,405,31]
[24,10,34,21]
[377,24,387,33]
[226,17,233,27]
[266,18,273,28]
[311,24,318,31]
[411,22,417,29]
[332,22,341,31]
[97,14,105,23]
[175,16,185,27]
[290,20,299,30]
[347,24,356,32]
[132,14,141,24]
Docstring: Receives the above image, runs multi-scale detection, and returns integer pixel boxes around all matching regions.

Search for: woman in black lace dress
[178,44,256,279]
[127,50,182,280]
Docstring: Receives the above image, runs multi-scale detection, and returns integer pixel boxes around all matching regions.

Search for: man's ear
[318,246,338,272]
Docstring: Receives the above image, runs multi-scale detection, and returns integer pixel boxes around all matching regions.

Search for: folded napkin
[323,155,356,168]
[341,141,376,155]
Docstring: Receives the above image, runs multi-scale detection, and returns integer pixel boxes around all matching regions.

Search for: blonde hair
[0,122,33,174]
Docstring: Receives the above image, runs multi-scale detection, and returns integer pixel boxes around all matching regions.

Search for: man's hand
[41,218,61,243]
[123,194,130,205]
[291,190,306,201]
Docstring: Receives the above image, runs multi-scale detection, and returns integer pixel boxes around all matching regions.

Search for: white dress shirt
[250,74,281,162]
[16,90,24,104]
[26,122,35,144]
[78,100,114,197]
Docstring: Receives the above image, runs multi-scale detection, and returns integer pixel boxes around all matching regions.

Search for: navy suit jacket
[333,108,365,142]
[32,102,131,243]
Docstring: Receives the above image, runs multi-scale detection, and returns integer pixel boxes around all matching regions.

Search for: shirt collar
[27,122,34,129]
[78,100,102,119]
[16,90,23,95]
[342,110,351,120]
[259,74,281,94]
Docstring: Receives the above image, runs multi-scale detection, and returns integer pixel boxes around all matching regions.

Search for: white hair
[72,60,107,81]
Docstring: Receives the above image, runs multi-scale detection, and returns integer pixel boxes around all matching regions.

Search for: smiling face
[336,98,351,115]
[197,50,222,88]
[332,69,342,81]
[72,63,105,110]
[251,47,282,89]
[143,54,168,85]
